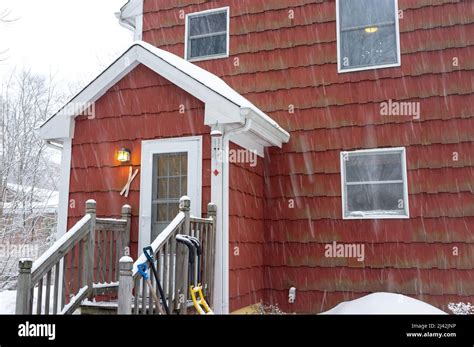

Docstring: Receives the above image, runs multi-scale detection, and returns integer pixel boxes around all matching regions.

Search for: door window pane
[151,152,188,239]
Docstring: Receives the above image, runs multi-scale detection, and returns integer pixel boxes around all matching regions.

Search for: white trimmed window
[336,0,401,73]
[340,148,409,219]
[185,7,230,61]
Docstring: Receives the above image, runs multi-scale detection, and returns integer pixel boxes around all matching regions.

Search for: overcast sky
[0,0,132,86]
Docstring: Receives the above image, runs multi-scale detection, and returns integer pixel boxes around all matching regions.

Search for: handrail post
[121,204,132,255]
[117,256,133,314]
[16,259,33,314]
[207,202,217,308]
[84,200,96,298]
[177,196,191,314]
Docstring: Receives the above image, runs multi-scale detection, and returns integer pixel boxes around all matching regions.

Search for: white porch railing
[15,196,216,315]
[117,196,216,314]
[15,200,131,314]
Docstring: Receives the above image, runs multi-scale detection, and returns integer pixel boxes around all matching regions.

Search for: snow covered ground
[0,287,59,314]
[0,290,450,315]
[0,290,17,314]
[321,292,447,314]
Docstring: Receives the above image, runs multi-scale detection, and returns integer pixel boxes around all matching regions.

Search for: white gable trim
[40,42,289,151]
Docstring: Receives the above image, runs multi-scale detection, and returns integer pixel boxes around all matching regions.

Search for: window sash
[340,20,395,33]
[188,30,227,40]
[345,180,403,186]
[337,0,400,72]
[186,8,229,61]
[341,148,408,218]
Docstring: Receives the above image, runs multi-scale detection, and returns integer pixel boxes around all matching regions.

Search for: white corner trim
[221,137,230,314]
[210,125,228,314]
[211,121,252,314]
[56,138,72,239]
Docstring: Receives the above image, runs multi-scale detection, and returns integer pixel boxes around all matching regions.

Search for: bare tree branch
[0,70,63,289]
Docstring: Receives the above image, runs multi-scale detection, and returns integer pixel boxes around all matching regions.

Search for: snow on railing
[15,200,131,315]
[117,196,217,315]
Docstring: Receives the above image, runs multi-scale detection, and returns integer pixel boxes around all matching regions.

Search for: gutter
[46,140,63,151]
[223,115,253,143]
[115,11,135,31]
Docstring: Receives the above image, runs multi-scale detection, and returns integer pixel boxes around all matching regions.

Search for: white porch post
[211,127,229,314]
[56,138,72,239]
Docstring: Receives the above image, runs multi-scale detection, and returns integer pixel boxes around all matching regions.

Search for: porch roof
[39,41,290,151]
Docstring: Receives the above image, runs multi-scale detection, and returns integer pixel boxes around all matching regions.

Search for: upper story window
[336,0,401,73]
[340,147,409,219]
[185,7,230,62]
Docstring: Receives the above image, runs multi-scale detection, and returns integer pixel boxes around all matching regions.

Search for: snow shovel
[137,262,164,315]
[176,234,213,315]
[143,246,170,315]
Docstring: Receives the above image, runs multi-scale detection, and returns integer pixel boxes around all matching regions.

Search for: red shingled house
[39,0,474,314]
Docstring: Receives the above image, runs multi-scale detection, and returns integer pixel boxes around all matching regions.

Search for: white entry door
[139,136,202,250]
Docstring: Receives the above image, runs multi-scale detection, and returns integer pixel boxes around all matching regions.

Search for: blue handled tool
[137,261,163,314]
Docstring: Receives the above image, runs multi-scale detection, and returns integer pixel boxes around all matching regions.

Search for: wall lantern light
[117,148,131,163]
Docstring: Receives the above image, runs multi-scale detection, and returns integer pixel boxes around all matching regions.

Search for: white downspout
[212,116,252,314]
[115,0,143,41]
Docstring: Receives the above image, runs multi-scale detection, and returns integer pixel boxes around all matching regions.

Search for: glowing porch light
[117,148,131,162]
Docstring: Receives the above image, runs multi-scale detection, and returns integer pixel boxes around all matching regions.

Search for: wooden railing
[92,207,131,295]
[15,200,131,314]
[117,196,216,314]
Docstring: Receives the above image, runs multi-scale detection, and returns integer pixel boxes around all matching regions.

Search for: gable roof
[39,41,290,150]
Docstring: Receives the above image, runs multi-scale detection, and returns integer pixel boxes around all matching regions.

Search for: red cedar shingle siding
[229,143,266,310]
[142,0,474,313]
[68,64,211,260]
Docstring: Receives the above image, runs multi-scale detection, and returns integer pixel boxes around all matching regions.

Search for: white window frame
[138,136,202,250]
[184,7,230,62]
[336,0,401,73]
[340,147,409,220]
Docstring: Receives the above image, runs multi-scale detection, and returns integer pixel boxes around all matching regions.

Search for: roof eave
[245,108,290,148]
[39,42,290,150]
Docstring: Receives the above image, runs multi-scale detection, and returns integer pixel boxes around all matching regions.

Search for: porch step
[79,299,197,315]
[80,300,118,315]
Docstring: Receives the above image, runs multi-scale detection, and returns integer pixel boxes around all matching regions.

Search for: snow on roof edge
[40,41,289,143]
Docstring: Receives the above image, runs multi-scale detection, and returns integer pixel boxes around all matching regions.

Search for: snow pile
[0,287,62,314]
[448,302,474,315]
[322,293,446,315]
[0,290,17,314]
